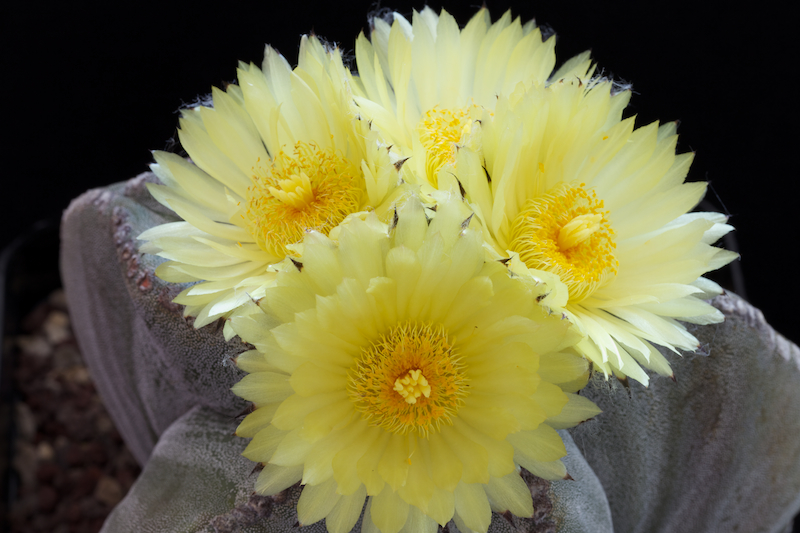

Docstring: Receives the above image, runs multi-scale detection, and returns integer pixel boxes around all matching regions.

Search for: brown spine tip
[455,177,466,199]
[535,291,550,303]
[235,404,255,418]
[394,157,409,171]
[670,374,677,383]
[563,473,575,481]
[501,510,514,525]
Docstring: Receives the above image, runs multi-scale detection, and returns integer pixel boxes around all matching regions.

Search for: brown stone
[37,486,58,513]
[94,475,124,507]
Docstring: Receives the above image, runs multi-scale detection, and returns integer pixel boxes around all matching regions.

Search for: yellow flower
[139,36,408,336]
[348,6,593,188]
[451,77,738,385]
[230,196,599,533]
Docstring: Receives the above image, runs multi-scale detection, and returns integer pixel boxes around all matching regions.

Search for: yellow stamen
[509,183,618,302]
[348,323,468,436]
[245,142,362,258]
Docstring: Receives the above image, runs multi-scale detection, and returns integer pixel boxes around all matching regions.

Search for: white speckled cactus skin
[61,175,800,533]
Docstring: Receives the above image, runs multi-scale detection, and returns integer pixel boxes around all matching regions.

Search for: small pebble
[36,461,59,483]
[53,344,82,369]
[64,365,92,385]
[16,335,51,358]
[94,475,124,507]
[43,310,71,345]
[36,441,55,461]
[37,486,58,513]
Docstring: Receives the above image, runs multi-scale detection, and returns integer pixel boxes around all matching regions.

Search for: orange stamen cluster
[348,323,468,436]
[509,183,618,302]
[245,142,362,258]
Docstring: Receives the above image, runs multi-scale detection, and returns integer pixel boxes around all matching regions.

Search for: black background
[3,1,797,343]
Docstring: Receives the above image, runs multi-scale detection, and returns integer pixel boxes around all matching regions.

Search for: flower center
[347,323,468,436]
[245,142,362,258]
[393,369,431,404]
[416,105,482,185]
[509,183,618,302]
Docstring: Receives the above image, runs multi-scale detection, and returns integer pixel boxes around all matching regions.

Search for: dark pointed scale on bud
[394,157,409,171]
[563,473,575,481]
[461,213,474,230]
[250,463,265,476]
[536,291,550,303]
[455,177,467,199]
[389,208,399,232]
[501,510,515,525]
[236,403,256,418]
[290,258,303,271]
[482,164,492,183]
[497,256,512,265]
[293,521,300,528]
[670,374,677,383]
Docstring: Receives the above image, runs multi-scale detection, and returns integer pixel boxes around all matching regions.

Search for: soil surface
[8,289,141,533]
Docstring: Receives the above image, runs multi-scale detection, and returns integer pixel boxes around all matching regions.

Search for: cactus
[61,175,800,532]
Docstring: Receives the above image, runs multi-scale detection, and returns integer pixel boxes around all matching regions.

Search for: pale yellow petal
[326,485,367,533]
[370,485,409,533]
[297,477,340,526]
[453,482,492,533]
[255,463,303,495]
[485,471,534,517]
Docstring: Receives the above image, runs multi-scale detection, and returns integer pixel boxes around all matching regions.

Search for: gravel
[8,289,141,532]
